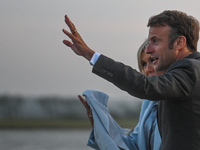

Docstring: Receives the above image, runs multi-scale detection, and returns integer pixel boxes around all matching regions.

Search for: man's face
[146,25,178,71]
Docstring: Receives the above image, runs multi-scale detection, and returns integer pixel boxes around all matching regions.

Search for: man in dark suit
[63,10,200,150]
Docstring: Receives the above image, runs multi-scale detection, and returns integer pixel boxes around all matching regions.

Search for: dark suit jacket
[92,52,200,150]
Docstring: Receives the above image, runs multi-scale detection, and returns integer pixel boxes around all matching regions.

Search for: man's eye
[153,39,158,44]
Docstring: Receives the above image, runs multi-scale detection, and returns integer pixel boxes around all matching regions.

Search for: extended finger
[63,40,73,47]
[62,29,81,47]
[62,29,78,48]
[78,95,84,104]
[78,95,90,110]
[62,29,74,39]
[83,100,90,110]
[64,15,77,33]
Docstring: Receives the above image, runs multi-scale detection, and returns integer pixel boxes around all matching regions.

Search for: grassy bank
[0,119,138,129]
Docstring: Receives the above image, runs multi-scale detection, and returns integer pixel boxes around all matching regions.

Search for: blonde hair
[137,39,149,74]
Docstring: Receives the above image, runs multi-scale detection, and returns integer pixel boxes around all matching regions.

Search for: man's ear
[175,36,186,50]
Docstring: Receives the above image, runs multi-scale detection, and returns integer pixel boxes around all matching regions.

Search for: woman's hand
[78,95,94,128]
[62,15,95,61]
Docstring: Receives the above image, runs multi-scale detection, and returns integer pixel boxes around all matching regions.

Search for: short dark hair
[147,10,199,52]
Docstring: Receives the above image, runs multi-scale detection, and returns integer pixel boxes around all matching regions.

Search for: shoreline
[0,119,138,129]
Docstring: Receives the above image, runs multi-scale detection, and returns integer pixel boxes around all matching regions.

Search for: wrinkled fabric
[83,90,161,150]
[83,90,130,150]
[123,100,161,150]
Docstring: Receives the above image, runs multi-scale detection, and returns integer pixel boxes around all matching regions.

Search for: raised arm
[62,15,95,61]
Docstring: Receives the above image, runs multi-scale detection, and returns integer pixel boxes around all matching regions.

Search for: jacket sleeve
[92,55,197,101]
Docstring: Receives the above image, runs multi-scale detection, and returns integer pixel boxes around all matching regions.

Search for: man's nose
[145,43,153,54]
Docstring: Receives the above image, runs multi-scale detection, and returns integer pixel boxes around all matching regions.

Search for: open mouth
[151,57,159,64]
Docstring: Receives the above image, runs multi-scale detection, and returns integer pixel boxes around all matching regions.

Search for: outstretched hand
[78,95,94,128]
[62,15,95,61]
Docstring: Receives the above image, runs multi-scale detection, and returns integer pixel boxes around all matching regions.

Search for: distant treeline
[0,94,142,120]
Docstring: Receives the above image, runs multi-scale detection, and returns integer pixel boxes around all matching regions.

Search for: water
[0,129,93,150]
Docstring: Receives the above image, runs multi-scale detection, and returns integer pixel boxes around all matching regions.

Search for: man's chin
[154,65,159,71]
[154,65,162,72]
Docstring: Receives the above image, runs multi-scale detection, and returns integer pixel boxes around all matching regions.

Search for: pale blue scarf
[83,90,161,150]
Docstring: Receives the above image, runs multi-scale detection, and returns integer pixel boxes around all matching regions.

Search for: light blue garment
[122,100,161,150]
[83,90,161,150]
[83,90,131,150]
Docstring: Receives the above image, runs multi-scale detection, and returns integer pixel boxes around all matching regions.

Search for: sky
[1,0,200,100]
